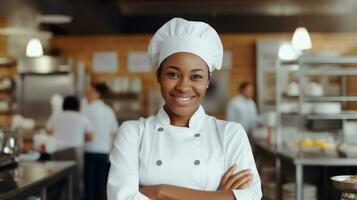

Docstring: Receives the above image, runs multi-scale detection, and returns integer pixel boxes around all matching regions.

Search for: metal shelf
[299,56,357,65]
[305,111,357,120]
[274,55,357,200]
[304,96,357,102]
[302,68,357,76]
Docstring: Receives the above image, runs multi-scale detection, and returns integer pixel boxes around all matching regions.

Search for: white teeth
[176,97,191,102]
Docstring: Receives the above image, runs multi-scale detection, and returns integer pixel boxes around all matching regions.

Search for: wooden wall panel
[51,33,357,117]
[0,18,11,126]
[0,18,7,56]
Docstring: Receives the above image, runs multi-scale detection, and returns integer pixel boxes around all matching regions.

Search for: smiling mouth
[171,95,195,105]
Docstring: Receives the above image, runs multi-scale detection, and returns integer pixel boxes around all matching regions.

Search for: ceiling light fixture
[278,43,302,61]
[291,27,312,50]
[26,38,43,57]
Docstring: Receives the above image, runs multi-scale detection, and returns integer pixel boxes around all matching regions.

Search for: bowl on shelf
[331,175,357,199]
[286,82,299,96]
[306,82,324,96]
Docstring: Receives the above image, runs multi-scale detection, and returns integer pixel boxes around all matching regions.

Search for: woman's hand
[218,164,253,191]
[139,185,165,200]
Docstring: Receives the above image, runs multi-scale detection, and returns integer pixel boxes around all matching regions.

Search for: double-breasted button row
[157,127,200,137]
[155,160,201,166]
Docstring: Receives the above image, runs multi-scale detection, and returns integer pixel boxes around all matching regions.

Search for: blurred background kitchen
[2,0,357,200]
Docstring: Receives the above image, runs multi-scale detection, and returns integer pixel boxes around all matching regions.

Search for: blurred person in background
[226,82,261,134]
[46,95,93,199]
[84,82,118,200]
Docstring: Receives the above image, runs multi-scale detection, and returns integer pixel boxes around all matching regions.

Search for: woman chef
[107,18,262,200]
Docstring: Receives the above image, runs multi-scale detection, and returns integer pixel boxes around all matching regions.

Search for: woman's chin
[168,105,198,118]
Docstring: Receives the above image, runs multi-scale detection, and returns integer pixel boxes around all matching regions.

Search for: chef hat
[148,18,223,72]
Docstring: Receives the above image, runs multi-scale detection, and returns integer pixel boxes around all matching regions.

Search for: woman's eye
[167,72,179,78]
[192,74,203,80]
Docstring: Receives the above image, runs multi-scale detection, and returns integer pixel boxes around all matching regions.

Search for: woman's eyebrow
[191,69,204,73]
[166,66,180,71]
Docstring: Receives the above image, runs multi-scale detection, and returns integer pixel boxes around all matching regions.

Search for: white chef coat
[83,100,119,154]
[108,105,262,200]
[226,96,260,133]
[46,111,93,148]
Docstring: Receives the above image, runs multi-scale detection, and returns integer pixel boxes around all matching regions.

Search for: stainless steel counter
[0,161,77,200]
[254,140,357,200]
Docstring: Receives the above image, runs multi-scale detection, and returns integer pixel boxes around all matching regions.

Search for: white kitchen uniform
[46,111,93,148]
[226,96,260,133]
[84,100,118,153]
[108,105,262,200]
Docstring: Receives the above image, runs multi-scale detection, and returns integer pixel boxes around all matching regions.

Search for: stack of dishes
[283,183,317,200]
[312,102,341,114]
[263,182,276,200]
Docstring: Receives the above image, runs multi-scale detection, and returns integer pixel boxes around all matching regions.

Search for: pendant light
[26,38,43,57]
[291,27,312,50]
[278,42,302,61]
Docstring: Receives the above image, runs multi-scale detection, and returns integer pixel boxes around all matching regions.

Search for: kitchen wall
[51,33,357,118]
[0,18,7,56]
[0,18,16,126]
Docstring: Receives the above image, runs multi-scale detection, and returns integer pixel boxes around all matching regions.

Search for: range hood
[17,55,74,127]
[18,55,71,74]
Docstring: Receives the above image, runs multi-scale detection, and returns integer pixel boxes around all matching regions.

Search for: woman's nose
[175,78,191,92]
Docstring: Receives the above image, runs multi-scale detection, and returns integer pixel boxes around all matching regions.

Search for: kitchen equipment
[3,134,19,156]
[331,175,357,200]
[0,152,17,171]
[338,143,357,157]
[283,183,317,200]
[18,150,40,162]
[17,56,75,127]
[287,82,299,96]
[306,82,324,96]
[279,102,314,114]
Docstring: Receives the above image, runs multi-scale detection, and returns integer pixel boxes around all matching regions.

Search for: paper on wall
[93,51,118,73]
[128,51,152,73]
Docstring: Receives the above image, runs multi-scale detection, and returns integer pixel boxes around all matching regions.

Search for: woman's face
[159,52,210,121]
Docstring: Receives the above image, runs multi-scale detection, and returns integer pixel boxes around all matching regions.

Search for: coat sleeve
[224,123,262,200]
[107,121,149,200]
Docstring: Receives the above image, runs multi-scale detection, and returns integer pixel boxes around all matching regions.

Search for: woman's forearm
[159,185,235,200]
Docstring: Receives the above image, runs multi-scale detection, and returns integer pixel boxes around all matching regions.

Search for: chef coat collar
[89,99,104,105]
[157,105,206,129]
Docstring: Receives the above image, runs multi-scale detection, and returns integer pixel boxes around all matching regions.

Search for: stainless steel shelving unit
[274,55,357,200]
[298,56,357,121]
